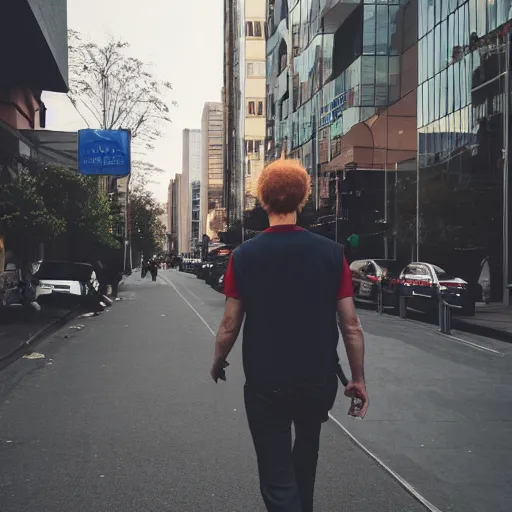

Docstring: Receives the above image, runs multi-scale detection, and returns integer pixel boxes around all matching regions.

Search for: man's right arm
[337,297,369,417]
[337,297,365,382]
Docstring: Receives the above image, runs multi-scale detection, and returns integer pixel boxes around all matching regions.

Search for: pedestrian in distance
[211,157,369,512]
[148,259,158,282]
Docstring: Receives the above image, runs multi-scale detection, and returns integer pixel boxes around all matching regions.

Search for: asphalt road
[0,270,510,512]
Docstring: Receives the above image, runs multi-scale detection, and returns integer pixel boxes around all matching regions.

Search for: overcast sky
[43,0,223,203]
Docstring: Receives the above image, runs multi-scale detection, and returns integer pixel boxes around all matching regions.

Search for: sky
[43,0,224,203]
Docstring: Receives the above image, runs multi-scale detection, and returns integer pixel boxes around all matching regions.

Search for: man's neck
[268,212,297,226]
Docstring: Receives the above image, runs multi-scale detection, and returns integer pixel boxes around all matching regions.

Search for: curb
[452,319,512,344]
[0,304,82,365]
[359,306,512,345]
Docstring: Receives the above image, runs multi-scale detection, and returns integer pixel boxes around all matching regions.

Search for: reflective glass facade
[417,1,512,302]
[266,0,418,261]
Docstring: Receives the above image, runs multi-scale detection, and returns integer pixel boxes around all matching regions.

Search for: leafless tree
[67,29,176,152]
[130,161,165,189]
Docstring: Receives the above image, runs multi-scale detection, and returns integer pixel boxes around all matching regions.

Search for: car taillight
[404,279,432,287]
[439,281,466,289]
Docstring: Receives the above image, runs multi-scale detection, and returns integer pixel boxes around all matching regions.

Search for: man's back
[230,226,347,388]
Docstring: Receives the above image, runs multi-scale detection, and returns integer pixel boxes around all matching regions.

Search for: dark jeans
[244,376,337,512]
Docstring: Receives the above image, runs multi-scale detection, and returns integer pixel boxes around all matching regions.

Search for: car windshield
[374,260,402,276]
[431,265,455,280]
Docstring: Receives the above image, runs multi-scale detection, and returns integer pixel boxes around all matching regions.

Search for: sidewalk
[454,303,512,342]
[0,299,81,364]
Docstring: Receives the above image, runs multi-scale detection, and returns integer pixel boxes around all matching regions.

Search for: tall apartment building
[201,102,224,239]
[223,0,267,226]
[182,129,201,252]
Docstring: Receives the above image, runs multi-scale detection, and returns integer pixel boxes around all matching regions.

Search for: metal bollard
[399,295,407,319]
[438,297,452,335]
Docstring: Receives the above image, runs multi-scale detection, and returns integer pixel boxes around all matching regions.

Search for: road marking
[160,274,216,336]
[328,413,444,512]
[442,334,503,355]
[185,287,205,304]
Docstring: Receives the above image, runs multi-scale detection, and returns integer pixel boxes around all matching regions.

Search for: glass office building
[417,1,512,302]
[266,0,417,259]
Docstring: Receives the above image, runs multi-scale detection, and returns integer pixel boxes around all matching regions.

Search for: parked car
[179,258,202,274]
[350,259,402,306]
[32,261,100,299]
[0,263,40,311]
[208,256,230,292]
[197,246,233,281]
[398,262,475,316]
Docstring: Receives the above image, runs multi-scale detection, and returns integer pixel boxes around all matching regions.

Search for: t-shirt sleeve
[223,254,240,299]
[337,255,353,300]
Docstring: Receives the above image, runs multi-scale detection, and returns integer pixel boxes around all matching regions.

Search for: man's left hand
[211,359,230,383]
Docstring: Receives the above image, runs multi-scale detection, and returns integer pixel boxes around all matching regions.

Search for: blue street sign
[78,129,131,176]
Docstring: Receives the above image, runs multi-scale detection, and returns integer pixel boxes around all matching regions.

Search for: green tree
[129,187,166,260]
[34,165,120,261]
[0,167,64,264]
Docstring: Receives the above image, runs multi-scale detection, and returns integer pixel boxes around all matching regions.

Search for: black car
[198,246,233,282]
[208,256,229,292]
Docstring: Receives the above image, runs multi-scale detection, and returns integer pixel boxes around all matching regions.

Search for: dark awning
[0,0,68,92]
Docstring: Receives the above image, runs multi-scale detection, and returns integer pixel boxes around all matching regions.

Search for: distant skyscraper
[201,102,224,239]
[183,128,201,253]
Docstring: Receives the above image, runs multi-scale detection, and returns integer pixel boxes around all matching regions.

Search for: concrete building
[201,102,224,240]
[223,0,267,227]
[167,181,173,252]
[0,0,68,271]
[182,129,201,253]
[169,174,184,254]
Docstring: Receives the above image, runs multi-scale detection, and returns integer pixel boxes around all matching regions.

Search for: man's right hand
[344,380,369,418]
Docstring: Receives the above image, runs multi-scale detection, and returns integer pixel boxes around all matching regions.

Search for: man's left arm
[211,297,244,382]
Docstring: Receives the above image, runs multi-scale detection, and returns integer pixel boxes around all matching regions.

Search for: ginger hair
[257,158,311,215]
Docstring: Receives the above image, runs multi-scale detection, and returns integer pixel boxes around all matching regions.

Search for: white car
[32,261,100,298]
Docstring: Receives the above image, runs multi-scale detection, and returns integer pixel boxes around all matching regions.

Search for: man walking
[211,158,368,512]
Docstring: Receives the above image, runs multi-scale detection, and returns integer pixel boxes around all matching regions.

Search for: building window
[247,100,264,116]
[247,160,252,176]
[247,61,266,77]
[246,140,263,155]
[246,20,263,38]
